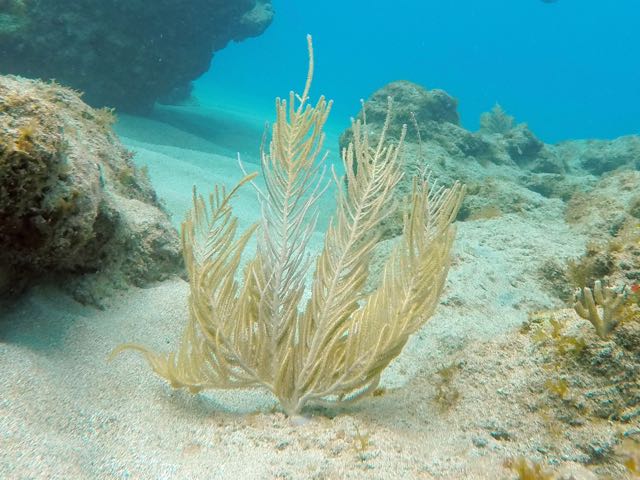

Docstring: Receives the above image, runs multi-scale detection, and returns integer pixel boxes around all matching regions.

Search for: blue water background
[194,0,639,144]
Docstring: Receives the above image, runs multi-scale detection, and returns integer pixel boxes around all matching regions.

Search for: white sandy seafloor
[1,106,601,479]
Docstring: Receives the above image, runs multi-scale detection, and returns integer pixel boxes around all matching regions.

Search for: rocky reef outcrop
[0,0,273,112]
[340,80,639,238]
[0,75,181,305]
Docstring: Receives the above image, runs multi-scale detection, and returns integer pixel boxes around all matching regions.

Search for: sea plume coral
[111,35,465,416]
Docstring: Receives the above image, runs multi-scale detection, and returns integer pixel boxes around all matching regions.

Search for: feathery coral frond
[111,35,465,416]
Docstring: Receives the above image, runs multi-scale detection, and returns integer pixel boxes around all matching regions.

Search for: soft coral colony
[110,35,465,416]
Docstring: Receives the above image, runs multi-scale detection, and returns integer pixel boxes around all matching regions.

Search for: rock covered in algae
[0,75,181,304]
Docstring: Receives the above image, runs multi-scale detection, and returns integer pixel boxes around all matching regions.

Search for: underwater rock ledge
[0,75,182,306]
[0,0,274,112]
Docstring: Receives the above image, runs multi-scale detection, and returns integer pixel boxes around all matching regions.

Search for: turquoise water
[195,0,640,143]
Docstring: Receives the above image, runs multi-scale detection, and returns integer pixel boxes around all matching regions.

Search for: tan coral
[111,36,465,416]
[573,280,626,338]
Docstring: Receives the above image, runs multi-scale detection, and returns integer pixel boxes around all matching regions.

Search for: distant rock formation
[0,0,273,112]
[0,75,182,306]
[340,80,640,237]
[340,81,460,145]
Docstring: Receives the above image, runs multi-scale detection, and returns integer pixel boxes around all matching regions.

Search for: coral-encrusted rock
[0,75,181,304]
[340,82,640,235]
[498,124,565,174]
[340,80,460,144]
[0,0,273,112]
[557,136,640,175]
[524,309,640,425]
[500,124,544,165]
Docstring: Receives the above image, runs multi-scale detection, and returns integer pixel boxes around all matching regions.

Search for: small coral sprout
[351,425,371,460]
[616,438,640,476]
[479,103,515,135]
[504,456,555,480]
[573,280,626,338]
